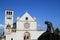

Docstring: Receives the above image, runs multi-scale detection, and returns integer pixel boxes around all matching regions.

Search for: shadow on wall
[38,21,60,40]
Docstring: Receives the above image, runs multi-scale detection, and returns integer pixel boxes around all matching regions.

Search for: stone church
[4,10,44,40]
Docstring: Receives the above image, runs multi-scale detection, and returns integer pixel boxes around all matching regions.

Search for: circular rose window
[24,23,30,29]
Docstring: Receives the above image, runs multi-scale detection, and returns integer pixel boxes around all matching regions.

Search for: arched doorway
[24,32,30,40]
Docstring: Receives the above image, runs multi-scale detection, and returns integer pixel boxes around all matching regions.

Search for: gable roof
[18,12,36,21]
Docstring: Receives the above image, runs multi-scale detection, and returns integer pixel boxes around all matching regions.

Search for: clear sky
[0,0,60,30]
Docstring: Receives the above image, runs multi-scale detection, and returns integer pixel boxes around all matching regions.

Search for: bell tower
[5,10,14,35]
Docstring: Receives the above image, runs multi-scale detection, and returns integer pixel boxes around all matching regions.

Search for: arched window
[9,11,10,15]
[7,11,9,15]
[10,12,12,15]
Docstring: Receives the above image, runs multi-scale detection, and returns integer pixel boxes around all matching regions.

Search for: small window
[25,17,28,20]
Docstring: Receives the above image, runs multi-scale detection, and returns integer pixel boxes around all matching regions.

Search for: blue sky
[0,0,60,31]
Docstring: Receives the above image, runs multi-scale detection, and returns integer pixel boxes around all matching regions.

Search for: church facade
[4,10,44,40]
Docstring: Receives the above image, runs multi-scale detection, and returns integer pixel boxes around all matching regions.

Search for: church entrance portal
[24,32,30,40]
